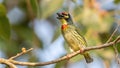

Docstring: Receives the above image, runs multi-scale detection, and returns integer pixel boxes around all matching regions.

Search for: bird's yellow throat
[60,18,67,25]
[59,19,68,30]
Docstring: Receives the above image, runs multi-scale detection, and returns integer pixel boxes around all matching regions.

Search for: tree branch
[105,21,120,65]
[9,48,33,60]
[0,36,120,67]
[106,23,120,43]
[7,36,120,66]
[0,58,17,68]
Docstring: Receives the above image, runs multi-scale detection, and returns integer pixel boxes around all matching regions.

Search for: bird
[56,12,93,63]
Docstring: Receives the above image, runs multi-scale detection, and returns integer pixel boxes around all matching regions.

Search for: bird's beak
[56,13,63,19]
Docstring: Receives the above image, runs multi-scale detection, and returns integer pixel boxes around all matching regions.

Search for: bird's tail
[83,53,93,63]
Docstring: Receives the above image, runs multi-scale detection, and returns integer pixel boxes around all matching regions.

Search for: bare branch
[113,45,120,64]
[106,24,120,64]
[0,36,120,67]
[9,48,33,60]
[9,54,69,66]
[106,23,120,43]
[7,36,120,66]
[0,58,17,68]
[105,21,120,65]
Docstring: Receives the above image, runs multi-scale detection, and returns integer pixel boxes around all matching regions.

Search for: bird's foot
[66,54,70,60]
[79,48,85,54]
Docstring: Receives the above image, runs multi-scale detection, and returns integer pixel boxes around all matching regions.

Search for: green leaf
[114,0,120,4]
[30,0,39,17]
[0,4,11,40]
[0,4,6,17]
[41,0,64,18]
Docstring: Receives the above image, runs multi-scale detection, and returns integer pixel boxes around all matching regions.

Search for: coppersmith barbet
[56,12,93,63]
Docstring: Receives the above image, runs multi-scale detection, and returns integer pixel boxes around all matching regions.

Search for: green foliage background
[0,0,120,68]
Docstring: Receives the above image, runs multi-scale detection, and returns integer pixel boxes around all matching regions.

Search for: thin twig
[106,23,120,43]
[8,36,120,66]
[9,48,33,60]
[105,22,120,66]
[0,58,17,68]
[113,45,120,63]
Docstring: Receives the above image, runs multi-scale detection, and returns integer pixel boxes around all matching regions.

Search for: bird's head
[57,12,73,25]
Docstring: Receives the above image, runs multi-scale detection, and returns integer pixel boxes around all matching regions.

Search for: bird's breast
[62,29,85,51]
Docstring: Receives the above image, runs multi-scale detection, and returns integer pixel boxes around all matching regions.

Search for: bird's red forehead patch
[61,12,68,15]
[61,24,68,30]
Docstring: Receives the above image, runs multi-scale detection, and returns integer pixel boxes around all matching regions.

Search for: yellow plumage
[57,12,93,63]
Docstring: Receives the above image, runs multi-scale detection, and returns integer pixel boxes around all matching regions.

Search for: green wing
[75,25,88,46]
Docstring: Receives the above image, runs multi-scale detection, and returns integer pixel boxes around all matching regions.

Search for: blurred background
[0,0,120,68]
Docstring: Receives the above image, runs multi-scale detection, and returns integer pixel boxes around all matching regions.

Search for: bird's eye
[61,12,68,18]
